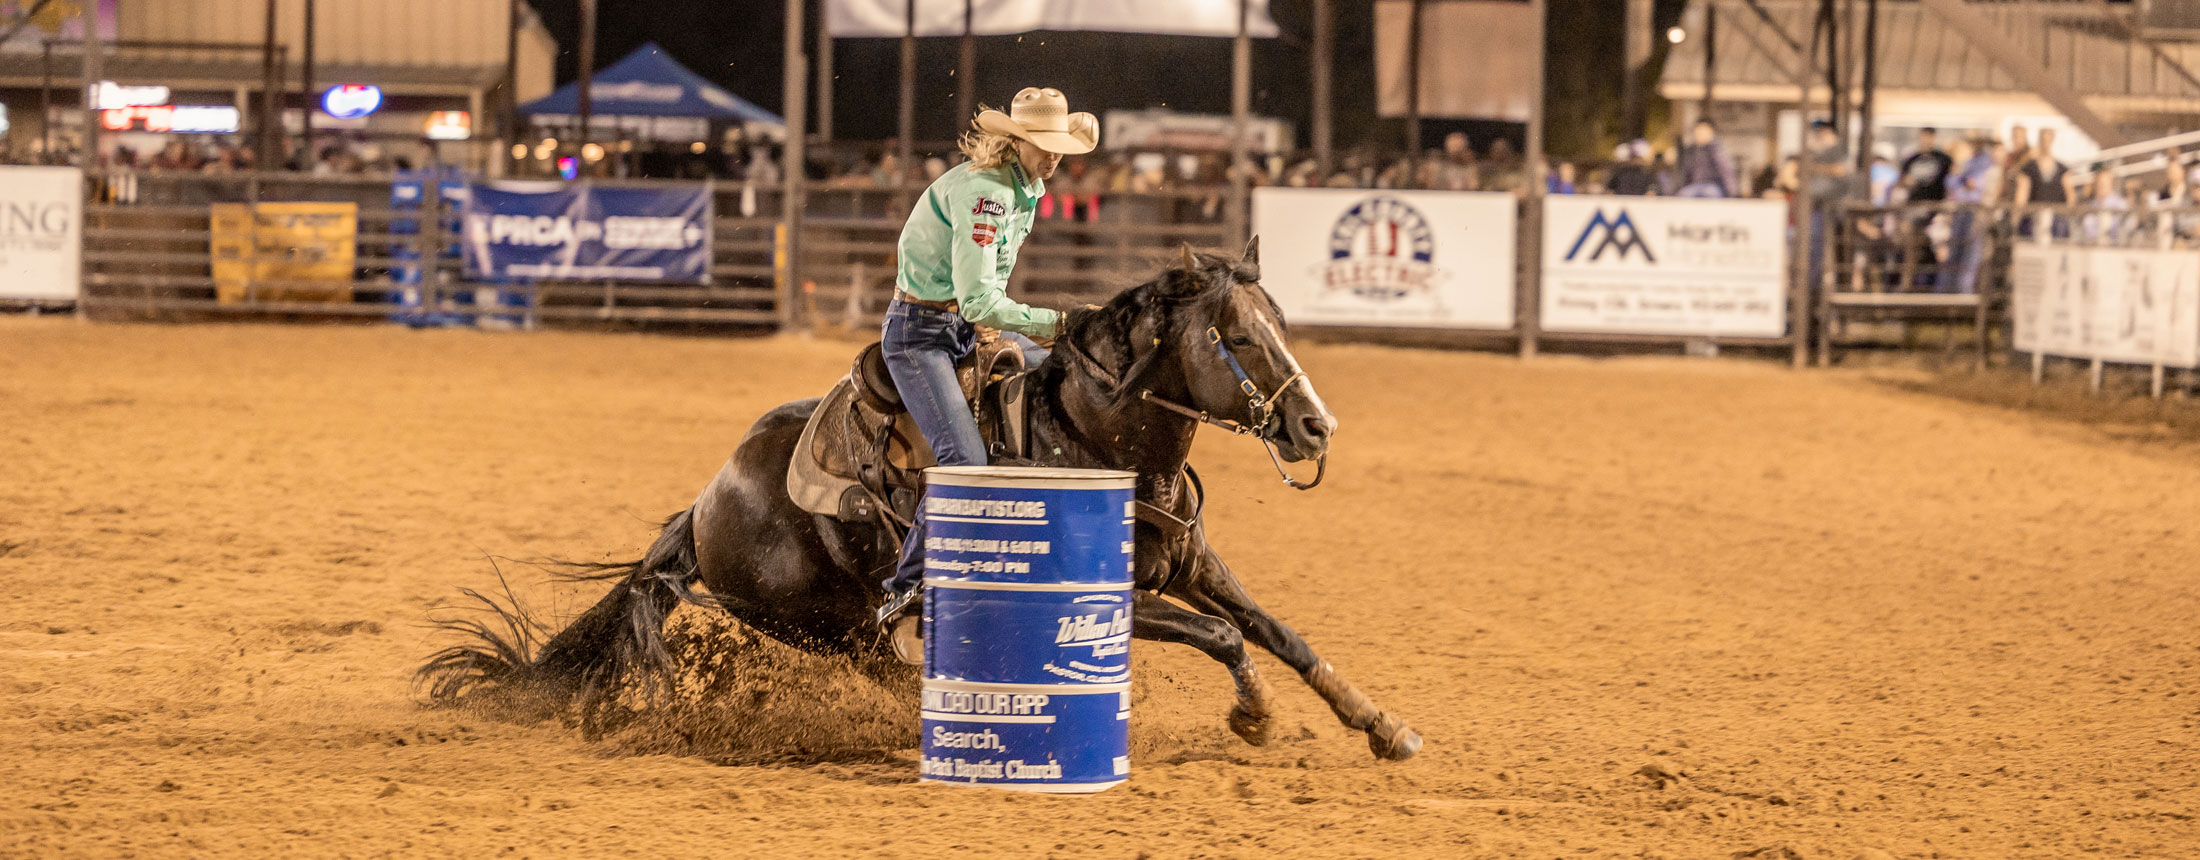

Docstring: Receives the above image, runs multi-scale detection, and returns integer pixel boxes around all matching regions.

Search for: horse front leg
[1127,590,1277,747]
[1172,548,1422,761]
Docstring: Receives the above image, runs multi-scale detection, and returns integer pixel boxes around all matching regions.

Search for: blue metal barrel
[919,466,1135,793]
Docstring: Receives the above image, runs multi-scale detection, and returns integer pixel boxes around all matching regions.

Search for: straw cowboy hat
[976,87,1099,155]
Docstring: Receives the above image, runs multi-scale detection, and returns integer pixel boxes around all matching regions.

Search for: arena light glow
[321,84,384,120]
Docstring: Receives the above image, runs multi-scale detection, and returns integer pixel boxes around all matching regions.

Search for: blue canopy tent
[520,42,784,144]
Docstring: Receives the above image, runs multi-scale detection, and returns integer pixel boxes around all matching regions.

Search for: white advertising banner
[1251,187,1517,330]
[1541,195,1789,338]
[2011,244,2200,368]
[826,0,1278,37]
[0,166,82,301]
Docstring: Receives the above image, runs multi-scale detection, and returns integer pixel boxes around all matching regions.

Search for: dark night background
[523,1,1689,158]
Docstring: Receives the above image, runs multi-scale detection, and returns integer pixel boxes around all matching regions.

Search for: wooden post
[1519,0,1545,359]
[1700,2,1716,119]
[782,0,808,328]
[817,3,833,142]
[957,0,975,134]
[577,0,597,152]
[505,0,521,162]
[1855,0,1877,172]
[1797,0,1824,369]
[897,0,915,181]
[301,0,315,150]
[1622,0,1652,139]
[1311,0,1333,178]
[1231,0,1251,246]
[41,40,52,164]
[259,0,280,169]
[1405,0,1424,155]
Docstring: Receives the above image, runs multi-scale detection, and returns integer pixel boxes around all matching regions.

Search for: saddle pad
[787,376,933,520]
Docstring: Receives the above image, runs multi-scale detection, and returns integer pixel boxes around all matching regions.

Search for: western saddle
[785,331,1037,531]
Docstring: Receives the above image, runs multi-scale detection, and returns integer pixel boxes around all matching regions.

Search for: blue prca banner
[463,181,712,283]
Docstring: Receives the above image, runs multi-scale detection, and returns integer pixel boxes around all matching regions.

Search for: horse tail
[415,508,703,708]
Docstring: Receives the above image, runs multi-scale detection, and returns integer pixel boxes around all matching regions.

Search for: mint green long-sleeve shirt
[894,159,1061,337]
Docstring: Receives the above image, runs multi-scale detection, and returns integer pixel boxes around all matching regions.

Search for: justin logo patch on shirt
[972,197,1008,217]
[971,223,998,247]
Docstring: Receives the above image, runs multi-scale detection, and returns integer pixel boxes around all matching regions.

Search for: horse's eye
[1229,335,1255,348]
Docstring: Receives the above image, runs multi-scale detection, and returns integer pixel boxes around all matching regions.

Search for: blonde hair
[958,110,1018,170]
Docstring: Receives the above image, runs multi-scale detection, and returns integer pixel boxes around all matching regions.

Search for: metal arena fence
[74,170,1230,330]
[56,169,2200,395]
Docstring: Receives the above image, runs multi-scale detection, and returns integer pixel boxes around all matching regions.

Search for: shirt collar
[1008,158,1044,202]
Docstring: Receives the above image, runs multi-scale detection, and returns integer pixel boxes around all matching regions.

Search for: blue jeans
[1943,210,1982,295]
[879,300,1047,595]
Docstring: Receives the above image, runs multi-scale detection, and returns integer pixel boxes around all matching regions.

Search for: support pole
[817,5,834,143]
[259,0,280,169]
[782,0,809,328]
[1230,0,1251,245]
[1700,2,1716,120]
[301,0,315,151]
[957,0,975,133]
[577,0,597,153]
[1311,0,1333,178]
[1519,0,1545,359]
[1799,2,1825,368]
[81,0,101,169]
[1856,0,1877,172]
[41,40,52,164]
[1622,0,1652,139]
[1405,0,1423,155]
[505,0,521,162]
[898,0,915,181]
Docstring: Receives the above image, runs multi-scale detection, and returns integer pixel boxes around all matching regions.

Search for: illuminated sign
[94,81,171,110]
[424,110,471,140]
[101,105,242,134]
[320,84,383,120]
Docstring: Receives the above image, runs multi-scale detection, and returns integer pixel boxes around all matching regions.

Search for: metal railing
[77,171,1242,332]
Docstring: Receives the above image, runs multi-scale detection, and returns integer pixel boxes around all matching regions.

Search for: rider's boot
[877,586,924,665]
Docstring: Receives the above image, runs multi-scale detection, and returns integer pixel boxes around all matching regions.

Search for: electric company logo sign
[1565,209,1656,263]
[1322,195,1439,302]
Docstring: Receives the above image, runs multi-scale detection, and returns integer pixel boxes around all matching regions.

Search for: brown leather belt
[894,290,959,313]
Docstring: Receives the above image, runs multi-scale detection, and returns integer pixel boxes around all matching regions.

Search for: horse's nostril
[1301,415,1331,439]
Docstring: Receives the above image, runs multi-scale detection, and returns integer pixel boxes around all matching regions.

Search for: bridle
[1069,320,1325,491]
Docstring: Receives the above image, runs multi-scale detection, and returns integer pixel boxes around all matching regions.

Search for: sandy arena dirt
[3,317,2196,859]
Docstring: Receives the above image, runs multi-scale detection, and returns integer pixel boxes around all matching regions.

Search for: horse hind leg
[1128,591,1275,747]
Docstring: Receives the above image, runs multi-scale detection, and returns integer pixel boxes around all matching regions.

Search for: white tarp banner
[2011,244,2200,368]
[826,0,1279,37]
[0,166,82,301]
[1251,188,1517,329]
[1375,0,1536,121]
[1540,195,1789,338]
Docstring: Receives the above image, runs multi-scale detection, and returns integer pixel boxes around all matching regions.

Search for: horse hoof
[1227,704,1272,747]
[1368,717,1422,761]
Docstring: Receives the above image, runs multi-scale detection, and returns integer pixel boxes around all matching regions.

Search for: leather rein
[1062,321,1326,492]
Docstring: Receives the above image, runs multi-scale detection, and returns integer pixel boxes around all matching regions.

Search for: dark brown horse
[419,239,1421,761]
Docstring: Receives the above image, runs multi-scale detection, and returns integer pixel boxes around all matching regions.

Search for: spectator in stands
[2013,127,2075,237]
[1435,133,1479,191]
[1608,139,1655,196]
[1945,137,2001,295]
[1868,154,1900,206]
[1899,128,1953,206]
[1676,119,1738,198]
[2081,170,2131,244]
[1805,119,1852,291]
[1546,160,1577,194]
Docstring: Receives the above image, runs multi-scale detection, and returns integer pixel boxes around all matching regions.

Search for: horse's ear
[1241,235,1259,266]
[1179,243,1197,274]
